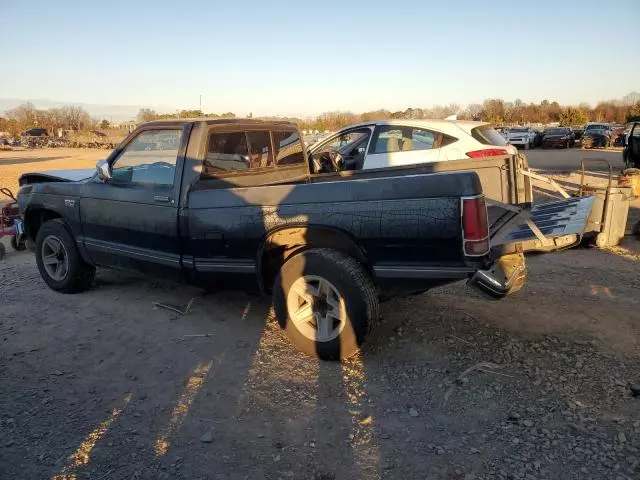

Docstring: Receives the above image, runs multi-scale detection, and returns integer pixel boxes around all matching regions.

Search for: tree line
[297,93,640,131]
[137,108,237,122]
[3,92,639,137]
[0,102,97,136]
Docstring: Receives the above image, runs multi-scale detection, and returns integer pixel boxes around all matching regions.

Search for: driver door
[78,126,189,278]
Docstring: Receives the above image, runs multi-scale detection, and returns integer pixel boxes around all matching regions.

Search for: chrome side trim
[194,259,256,273]
[82,238,181,267]
[373,265,473,279]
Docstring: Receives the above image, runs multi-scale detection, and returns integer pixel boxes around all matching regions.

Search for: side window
[247,131,273,169]
[373,128,403,153]
[273,130,305,165]
[111,129,182,186]
[203,131,250,175]
[320,130,370,153]
[372,126,438,153]
[410,128,436,150]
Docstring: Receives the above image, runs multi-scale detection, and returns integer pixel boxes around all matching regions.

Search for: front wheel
[35,219,95,293]
[273,248,380,361]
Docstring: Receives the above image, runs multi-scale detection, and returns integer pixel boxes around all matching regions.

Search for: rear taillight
[466,148,509,158]
[461,195,490,256]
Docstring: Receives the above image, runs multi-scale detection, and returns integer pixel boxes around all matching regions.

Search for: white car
[506,127,536,150]
[307,119,518,171]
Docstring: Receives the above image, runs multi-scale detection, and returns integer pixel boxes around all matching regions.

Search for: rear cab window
[471,126,508,146]
[273,130,305,166]
[201,126,306,182]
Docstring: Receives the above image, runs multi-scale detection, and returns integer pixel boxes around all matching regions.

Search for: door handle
[153,195,170,202]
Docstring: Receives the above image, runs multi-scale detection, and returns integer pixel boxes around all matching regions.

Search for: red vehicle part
[0,188,26,259]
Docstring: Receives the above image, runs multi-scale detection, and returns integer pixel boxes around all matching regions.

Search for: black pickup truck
[17,119,564,359]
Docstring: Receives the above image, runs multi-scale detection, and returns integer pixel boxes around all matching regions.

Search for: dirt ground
[1,149,640,480]
[0,148,107,195]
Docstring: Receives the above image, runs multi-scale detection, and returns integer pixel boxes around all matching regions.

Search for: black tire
[35,219,95,293]
[0,242,5,260]
[272,248,379,361]
[10,236,26,251]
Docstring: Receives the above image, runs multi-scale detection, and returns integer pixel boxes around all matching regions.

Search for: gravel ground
[1,237,639,480]
[1,149,639,480]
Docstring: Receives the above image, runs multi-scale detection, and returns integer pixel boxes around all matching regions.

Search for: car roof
[342,119,488,129]
[141,118,297,128]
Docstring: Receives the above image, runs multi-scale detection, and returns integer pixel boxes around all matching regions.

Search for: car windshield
[546,128,567,135]
[585,124,607,131]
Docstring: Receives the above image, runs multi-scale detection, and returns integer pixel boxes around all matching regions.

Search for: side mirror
[96,159,112,181]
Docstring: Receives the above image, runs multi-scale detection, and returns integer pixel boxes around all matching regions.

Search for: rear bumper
[372,252,526,300]
[467,252,526,300]
[541,139,567,147]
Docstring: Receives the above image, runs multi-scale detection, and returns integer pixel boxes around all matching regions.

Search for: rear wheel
[0,243,5,260]
[35,219,95,293]
[273,248,379,361]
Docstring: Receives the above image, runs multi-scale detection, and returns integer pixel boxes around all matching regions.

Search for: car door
[629,123,640,166]
[365,125,442,169]
[78,125,190,278]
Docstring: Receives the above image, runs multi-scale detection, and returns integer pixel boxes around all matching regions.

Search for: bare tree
[137,108,158,122]
[6,102,37,129]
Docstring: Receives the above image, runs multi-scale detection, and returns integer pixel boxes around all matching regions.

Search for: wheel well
[259,227,371,292]
[24,208,62,241]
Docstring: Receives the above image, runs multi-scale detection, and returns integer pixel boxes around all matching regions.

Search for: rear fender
[258,225,370,292]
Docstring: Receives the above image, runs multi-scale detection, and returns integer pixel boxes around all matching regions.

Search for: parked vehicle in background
[541,127,575,149]
[582,123,613,148]
[611,125,626,146]
[496,126,510,139]
[19,118,555,360]
[507,127,536,150]
[571,126,584,141]
[623,122,640,168]
[532,130,544,148]
[307,119,518,172]
[23,128,48,137]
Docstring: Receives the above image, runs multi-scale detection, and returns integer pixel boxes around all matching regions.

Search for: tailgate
[488,196,595,249]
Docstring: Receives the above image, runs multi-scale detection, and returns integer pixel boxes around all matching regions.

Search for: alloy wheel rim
[41,235,69,281]
[286,275,347,342]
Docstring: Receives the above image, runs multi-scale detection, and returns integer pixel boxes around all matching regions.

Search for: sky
[2,0,639,117]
